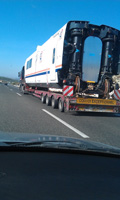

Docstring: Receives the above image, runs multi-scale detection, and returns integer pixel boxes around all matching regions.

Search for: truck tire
[58,98,64,112]
[41,94,46,104]
[46,95,51,106]
[21,85,27,94]
[51,96,58,109]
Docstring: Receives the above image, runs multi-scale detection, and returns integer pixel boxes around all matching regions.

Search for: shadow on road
[71,112,120,118]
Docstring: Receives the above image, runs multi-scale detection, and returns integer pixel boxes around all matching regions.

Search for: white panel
[24,23,67,85]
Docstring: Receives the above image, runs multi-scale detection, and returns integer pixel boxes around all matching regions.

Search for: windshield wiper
[2,140,120,155]
[4,140,85,149]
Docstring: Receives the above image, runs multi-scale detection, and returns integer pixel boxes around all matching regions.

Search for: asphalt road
[0,83,120,148]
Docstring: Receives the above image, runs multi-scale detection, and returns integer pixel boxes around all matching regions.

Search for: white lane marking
[42,109,89,139]
[10,89,13,91]
[16,93,22,96]
[14,85,19,88]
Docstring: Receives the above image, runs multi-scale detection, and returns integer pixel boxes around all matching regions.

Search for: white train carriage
[25,24,67,88]
[24,20,120,97]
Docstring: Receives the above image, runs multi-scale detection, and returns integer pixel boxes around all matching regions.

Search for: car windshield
[0,0,120,152]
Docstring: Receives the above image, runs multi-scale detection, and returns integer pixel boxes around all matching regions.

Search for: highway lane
[0,83,120,148]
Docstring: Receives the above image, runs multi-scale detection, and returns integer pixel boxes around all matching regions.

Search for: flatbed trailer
[22,85,120,113]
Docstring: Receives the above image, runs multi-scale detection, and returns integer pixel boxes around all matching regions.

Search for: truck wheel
[46,95,51,106]
[58,98,64,112]
[41,94,46,104]
[51,96,58,109]
[21,85,27,94]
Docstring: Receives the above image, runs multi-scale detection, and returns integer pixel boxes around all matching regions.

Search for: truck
[19,21,120,113]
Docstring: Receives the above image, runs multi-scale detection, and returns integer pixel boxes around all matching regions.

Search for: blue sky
[0,0,120,78]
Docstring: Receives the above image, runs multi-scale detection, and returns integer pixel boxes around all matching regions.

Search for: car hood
[0,131,120,155]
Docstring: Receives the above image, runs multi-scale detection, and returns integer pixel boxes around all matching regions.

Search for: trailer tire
[51,96,58,109]
[46,95,51,106]
[41,94,46,104]
[58,98,64,112]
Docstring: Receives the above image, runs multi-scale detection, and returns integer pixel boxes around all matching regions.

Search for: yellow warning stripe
[76,98,116,105]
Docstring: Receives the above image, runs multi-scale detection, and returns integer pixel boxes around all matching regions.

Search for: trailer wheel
[41,94,46,104]
[58,98,64,112]
[51,96,58,109]
[46,95,51,106]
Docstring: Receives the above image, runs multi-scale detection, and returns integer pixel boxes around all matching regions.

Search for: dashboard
[0,151,120,200]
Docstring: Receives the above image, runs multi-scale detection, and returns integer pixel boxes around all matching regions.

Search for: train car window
[26,61,28,69]
[30,58,32,68]
[52,48,56,64]
[26,59,32,69]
